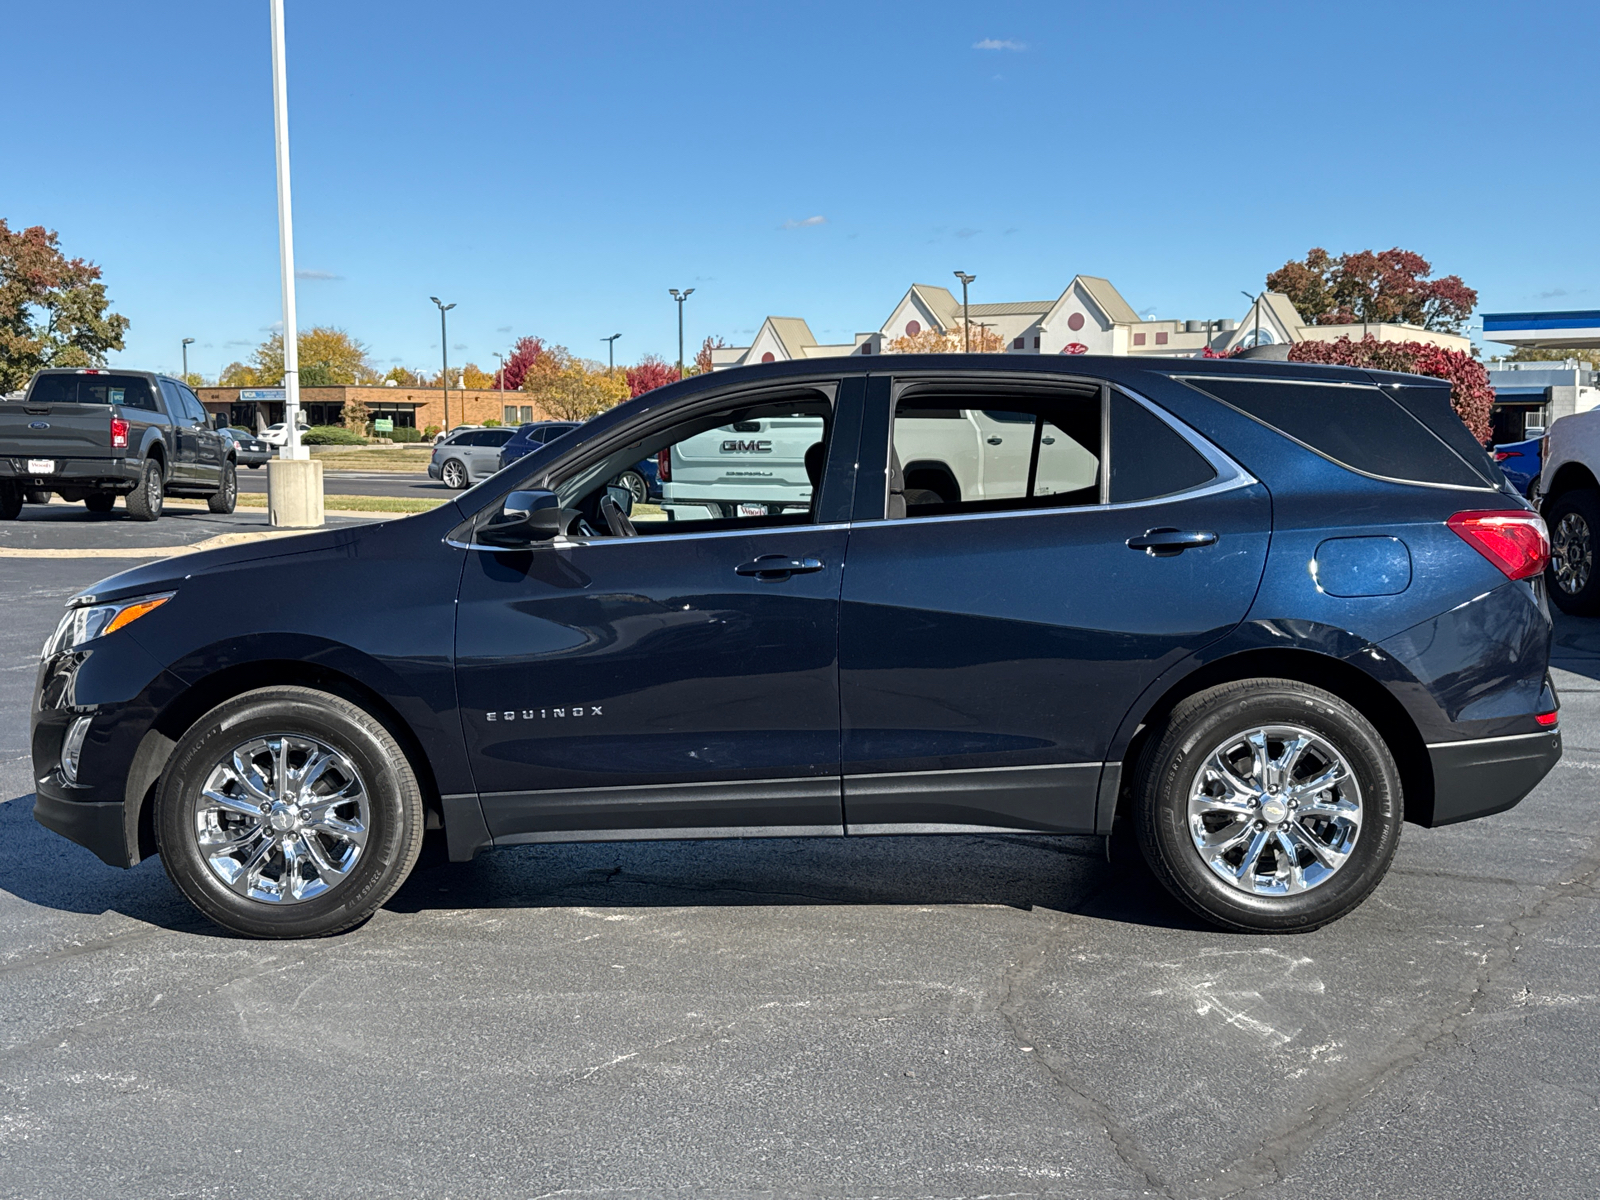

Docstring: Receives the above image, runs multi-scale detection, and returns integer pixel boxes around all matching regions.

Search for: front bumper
[33,784,134,868]
[1427,729,1562,825]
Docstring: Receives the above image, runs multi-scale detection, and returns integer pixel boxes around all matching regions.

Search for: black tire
[155,686,425,939]
[1546,488,1600,615]
[25,489,51,505]
[0,486,19,521]
[614,469,648,505]
[84,493,116,514]
[125,458,164,522]
[207,459,238,514]
[440,458,468,490]
[1135,678,1403,933]
[248,463,263,469]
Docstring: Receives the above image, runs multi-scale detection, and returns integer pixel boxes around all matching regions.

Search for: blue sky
[6,1,1597,379]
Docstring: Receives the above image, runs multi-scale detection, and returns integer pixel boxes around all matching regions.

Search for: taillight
[1494,450,1519,462]
[1535,710,1559,728]
[110,417,129,449]
[656,448,671,482]
[1447,510,1550,581]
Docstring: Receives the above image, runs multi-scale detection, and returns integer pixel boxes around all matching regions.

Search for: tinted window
[178,384,210,423]
[1188,377,1486,488]
[1386,382,1503,487]
[892,389,1101,517]
[1109,392,1217,503]
[483,428,516,446]
[158,379,185,417]
[28,374,157,411]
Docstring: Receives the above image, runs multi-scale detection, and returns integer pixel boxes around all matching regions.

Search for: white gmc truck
[1540,411,1600,613]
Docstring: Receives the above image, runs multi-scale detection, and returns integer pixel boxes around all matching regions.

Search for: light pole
[269,0,304,461]
[181,337,195,382]
[669,288,693,375]
[602,333,621,375]
[493,352,505,393]
[430,296,455,430]
[954,271,976,352]
[1241,290,1262,349]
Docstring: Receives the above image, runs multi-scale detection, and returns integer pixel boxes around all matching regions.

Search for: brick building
[195,385,552,434]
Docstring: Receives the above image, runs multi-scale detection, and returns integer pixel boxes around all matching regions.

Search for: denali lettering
[485,705,602,722]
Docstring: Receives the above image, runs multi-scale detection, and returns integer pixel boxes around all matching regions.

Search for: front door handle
[735,554,824,580]
[1126,528,1218,557]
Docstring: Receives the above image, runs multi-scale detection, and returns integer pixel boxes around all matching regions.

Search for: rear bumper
[0,457,141,490]
[1427,729,1562,825]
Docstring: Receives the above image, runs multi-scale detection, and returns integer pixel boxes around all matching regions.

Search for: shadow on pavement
[1551,608,1600,685]
[0,791,1205,936]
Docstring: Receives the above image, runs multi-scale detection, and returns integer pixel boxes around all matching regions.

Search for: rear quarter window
[1183,377,1487,489]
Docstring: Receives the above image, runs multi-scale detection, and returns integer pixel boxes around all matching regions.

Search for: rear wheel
[155,686,425,938]
[25,489,51,505]
[613,469,648,505]
[1546,488,1600,615]
[0,485,20,521]
[1135,678,1403,933]
[207,459,238,513]
[440,458,468,490]
[125,458,164,522]
[84,493,117,514]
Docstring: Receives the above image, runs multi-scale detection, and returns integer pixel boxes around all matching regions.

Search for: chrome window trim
[1175,374,1501,495]
[860,380,1258,528]
[446,520,851,553]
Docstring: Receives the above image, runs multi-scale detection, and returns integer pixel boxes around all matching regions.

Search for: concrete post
[267,457,323,528]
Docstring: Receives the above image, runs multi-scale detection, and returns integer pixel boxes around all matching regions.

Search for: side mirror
[604,483,634,517]
[212,413,227,430]
[481,489,568,546]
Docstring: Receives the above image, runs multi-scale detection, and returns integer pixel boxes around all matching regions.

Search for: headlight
[43,592,174,659]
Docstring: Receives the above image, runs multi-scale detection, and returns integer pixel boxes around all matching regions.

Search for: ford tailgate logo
[28,421,49,429]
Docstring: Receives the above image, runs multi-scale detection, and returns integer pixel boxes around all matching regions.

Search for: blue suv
[32,356,1559,938]
[499,421,661,504]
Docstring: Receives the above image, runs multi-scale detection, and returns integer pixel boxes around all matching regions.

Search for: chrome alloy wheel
[1552,512,1592,596]
[193,735,370,904]
[440,459,467,489]
[1187,724,1362,896]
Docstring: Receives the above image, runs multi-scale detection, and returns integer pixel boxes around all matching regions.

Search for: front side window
[890,387,1101,517]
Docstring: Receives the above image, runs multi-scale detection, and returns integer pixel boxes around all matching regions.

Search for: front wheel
[207,459,238,513]
[25,489,51,505]
[440,458,468,490]
[0,486,19,521]
[1135,678,1403,933]
[1546,488,1600,615]
[155,686,425,938]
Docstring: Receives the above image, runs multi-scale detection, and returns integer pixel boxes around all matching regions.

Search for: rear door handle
[735,554,824,580]
[1126,528,1217,557]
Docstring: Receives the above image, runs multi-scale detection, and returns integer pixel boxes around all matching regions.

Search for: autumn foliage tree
[501,335,544,391]
[625,355,680,397]
[1267,248,1476,333]
[242,327,378,386]
[885,321,1007,354]
[693,335,729,375]
[521,345,630,421]
[1288,336,1495,443]
[0,219,129,392]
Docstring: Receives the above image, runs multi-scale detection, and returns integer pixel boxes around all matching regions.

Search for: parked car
[1538,412,1600,613]
[0,368,237,520]
[1494,435,1543,501]
[261,422,309,447]
[222,427,272,469]
[429,426,518,489]
[500,420,662,504]
[33,355,1558,939]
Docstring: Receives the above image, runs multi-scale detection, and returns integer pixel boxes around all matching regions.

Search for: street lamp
[954,271,976,352]
[1240,290,1262,349]
[181,337,195,382]
[669,288,694,375]
[430,296,455,430]
[493,351,505,393]
[602,333,621,375]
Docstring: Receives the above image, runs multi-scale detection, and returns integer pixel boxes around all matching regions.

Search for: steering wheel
[599,494,638,538]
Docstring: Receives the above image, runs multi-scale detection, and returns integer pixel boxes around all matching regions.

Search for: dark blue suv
[31,356,1559,938]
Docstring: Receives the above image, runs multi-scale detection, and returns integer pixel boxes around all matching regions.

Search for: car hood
[73,502,464,605]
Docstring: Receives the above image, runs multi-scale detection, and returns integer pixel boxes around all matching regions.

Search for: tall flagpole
[269,0,305,460]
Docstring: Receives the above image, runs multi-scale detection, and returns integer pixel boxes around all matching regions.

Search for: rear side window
[28,374,157,411]
[1186,377,1486,488]
[1109,391,1217,503]
[484,429,516,446]
[1385,382,1502,486]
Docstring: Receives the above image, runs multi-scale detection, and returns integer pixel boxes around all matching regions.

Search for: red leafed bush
[625,355,680,397]
[1288,336,1494,444]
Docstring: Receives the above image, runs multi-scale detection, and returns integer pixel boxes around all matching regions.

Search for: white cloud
[781,215,827,230]
[974,38,1025,51]
[295,268,343,281]
[496,325,513,333]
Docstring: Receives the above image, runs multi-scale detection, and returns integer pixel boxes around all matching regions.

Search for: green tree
[249,326,377,385]
[0,219,130,392]
[219,361,258,386]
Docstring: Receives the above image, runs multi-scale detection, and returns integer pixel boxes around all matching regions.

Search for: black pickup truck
[0,369,238,521]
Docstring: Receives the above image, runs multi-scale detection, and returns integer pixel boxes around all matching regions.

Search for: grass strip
[234,493,449,513]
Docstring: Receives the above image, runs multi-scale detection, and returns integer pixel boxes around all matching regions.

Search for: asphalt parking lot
[235,465,446,501]
[0,511,1597,1199]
